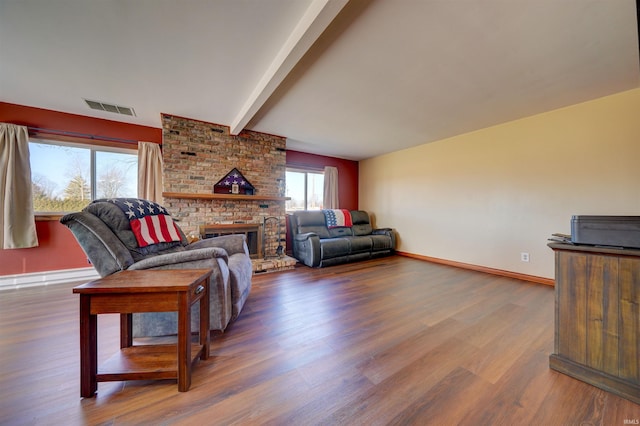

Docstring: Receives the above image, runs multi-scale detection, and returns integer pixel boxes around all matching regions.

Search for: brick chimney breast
[161,114,287,255]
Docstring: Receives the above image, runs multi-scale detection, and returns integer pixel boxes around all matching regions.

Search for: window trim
[30,137,137,154]
[29,131,139,152]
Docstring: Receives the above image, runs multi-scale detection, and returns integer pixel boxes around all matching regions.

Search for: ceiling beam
[230,0,349,135]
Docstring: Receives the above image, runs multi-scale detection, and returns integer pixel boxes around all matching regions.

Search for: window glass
[285,171,305,211]
[306,172,324,210]
[29,140,137,213]
[285,169,324,211]
[95,151,137,199]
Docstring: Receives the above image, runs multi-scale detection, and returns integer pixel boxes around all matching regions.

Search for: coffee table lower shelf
[97,344,205,382]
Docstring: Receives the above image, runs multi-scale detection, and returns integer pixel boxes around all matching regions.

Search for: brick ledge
[252,256,297,274]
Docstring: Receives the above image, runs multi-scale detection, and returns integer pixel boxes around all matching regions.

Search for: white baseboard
[0,267,100,290]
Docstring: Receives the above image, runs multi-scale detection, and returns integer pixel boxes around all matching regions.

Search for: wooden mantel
[163,192,290,202]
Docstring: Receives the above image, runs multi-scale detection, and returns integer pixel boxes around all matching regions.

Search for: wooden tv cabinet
[548,243,640,404]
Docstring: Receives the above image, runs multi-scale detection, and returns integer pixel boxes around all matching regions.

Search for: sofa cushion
[351,210,373,236]
[320,238,351,259]
[294,211,331,239]
[349,236,373,253]
[329,227,353,238]
[85,200,187,261]
[84,201,138,248]
[102,198,183,248]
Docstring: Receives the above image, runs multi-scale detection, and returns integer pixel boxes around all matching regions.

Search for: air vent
[84,99,136,116]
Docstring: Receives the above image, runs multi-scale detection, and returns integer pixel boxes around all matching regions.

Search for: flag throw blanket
[323,209,353,229]
[107,198,182,247]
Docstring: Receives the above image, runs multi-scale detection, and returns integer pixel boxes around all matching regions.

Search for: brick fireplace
[161,114,288,260]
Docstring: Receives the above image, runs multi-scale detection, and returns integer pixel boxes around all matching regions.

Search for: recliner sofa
[289,210,395,267]
[60,198,252,337]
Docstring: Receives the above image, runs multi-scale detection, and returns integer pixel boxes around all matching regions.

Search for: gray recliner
[60,198,252,336]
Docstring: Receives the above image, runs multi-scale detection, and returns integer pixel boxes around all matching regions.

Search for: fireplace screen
[199,223,262,259]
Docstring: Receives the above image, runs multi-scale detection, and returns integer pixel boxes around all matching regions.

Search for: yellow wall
[359,88,640,279]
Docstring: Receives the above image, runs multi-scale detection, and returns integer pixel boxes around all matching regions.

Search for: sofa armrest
[128,247,229,270]
[292,232,321,267]
[186,234,249,256]
[372,228,392,234]
[294,232,318,241]
[373,228,396,249]
[131,248,233,337]
[60,211,135,277]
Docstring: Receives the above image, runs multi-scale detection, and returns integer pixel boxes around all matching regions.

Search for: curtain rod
[27,126,140,145]
[286,162,325,171]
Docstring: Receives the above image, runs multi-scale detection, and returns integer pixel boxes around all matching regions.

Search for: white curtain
[0,123,39,248]
[138,141,164,203]
[323,166,339,209]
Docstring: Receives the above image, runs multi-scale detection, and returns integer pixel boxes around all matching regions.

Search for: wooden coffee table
[73,269,212,397]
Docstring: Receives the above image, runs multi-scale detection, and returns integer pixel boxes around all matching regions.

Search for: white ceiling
[1,0,638,161]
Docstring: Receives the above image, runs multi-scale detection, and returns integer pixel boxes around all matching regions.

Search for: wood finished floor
[1,255,639,425]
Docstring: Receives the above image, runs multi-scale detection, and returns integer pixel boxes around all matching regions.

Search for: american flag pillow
[107,198,182,248]
[323,209,353,229]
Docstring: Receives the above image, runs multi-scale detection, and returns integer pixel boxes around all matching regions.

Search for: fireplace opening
[199,223,262,259]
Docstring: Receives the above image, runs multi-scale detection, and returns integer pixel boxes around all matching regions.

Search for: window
[285,169,324,211]
[29,140,138,213]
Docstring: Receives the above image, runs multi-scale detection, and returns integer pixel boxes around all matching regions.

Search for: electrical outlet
[521,252,530,262]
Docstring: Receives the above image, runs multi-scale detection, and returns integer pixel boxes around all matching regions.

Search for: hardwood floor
[1,256,639,425]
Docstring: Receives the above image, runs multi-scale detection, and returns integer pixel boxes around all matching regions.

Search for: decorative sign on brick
[213,168,255,195]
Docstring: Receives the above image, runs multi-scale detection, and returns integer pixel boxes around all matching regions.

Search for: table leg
[200,278,210,360]
[177,291,191,392]
[79,295,97,397]
[120,313,132,348]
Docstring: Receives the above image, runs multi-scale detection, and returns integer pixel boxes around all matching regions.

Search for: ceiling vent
[84,99,136,116]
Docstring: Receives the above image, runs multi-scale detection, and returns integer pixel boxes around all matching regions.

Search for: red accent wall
[0,102,162,143]
[0,220,90,275]
[0,102,162,276]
